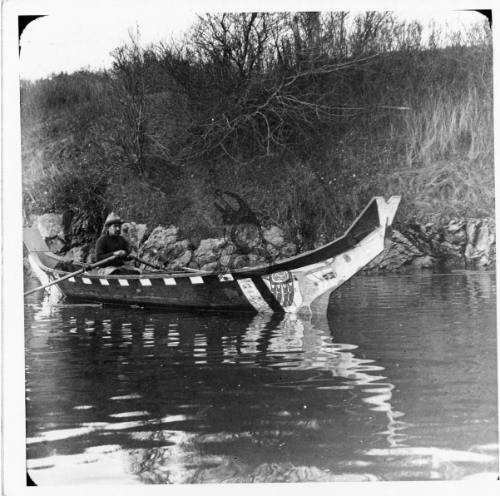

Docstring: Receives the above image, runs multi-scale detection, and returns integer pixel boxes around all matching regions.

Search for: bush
[21,12,493,247]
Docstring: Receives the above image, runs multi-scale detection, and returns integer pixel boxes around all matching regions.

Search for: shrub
[21,12,493,246]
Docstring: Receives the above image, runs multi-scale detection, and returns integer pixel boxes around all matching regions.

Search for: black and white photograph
[2,0,498,491]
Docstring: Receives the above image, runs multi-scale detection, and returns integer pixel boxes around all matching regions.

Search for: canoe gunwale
[28,196,391,281]
[24,196,401,313]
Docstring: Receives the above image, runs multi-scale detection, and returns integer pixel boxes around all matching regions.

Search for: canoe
[24,196,400,314]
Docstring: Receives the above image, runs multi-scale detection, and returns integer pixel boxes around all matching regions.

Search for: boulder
[409,254,436,269]
[121,222,148,252]
[161,239,191,262]
[219,244,236,272]
[62,245,90,264]
[166,249,193,271]
[193,238,227,266]
[247,253,267,267]
[45,237,66,254]
[230,224,263,251]
[139,225,179,261]
[465,220,481,259]
[35,213,64,239]
[228,254,249,270]
[32,213,67,253]
[280,242,297,258]
[251,246,274,265]
[438,240,465,267]
[263,243,280,261]
[262,226,285,248]
[365,230,431,272]
[446,218,465,234]
[200,261,219,272]
[313,233,328,249]
[400,223,435,255]
[465,219,495,266]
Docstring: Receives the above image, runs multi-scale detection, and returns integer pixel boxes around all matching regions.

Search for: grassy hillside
[21,12,493,249]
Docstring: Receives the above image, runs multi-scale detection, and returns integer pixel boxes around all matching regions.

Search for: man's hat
[104,212,124,227]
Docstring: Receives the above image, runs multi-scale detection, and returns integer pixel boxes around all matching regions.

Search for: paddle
[131,256,203,274]
[130,255,166,271]
[180,266,205,273]
[24,254,120,296]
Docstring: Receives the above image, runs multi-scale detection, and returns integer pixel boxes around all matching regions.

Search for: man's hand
[113,250,127,257]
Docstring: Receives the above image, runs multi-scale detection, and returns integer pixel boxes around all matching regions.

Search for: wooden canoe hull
[24,196,401,314]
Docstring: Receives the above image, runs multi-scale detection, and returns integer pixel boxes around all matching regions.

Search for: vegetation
[21,12,493,248]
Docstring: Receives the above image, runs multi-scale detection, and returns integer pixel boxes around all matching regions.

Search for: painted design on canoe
[23,196,401,314]
[267,271,294,307]
[236,278,273,313]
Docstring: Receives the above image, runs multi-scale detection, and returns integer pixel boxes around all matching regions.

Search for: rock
[28,210,495,274]
[401,223,432,254]
[139,225,179,261]
[166,249,193,271]
[164,225,179,240]
[161,239,191,262]
[280,242,297,258]
[61,245,89,264]
[230,224,262,251]
[193,238,227,266]
[443,219,466,247]
[410,255,437,269]
[439,240,455,251]
[219,244,236,272]
[263,243,280,261]
[196,237,227,253]
[446,219,465,233]
[251,246,274,264]
[465,219,495,266]
[313,233,328,249]
[121,222,147,252]
[46,237,65,254]
[394,228,425,256]
[228,254,249,269]
[262,226,285,247]
[465,220,480,259]
[365,230,427,272]
[444,230,466,245]
[35,213,64,239]
[138,226,183,265]
[200,261,219,272]
[247,253,267,267]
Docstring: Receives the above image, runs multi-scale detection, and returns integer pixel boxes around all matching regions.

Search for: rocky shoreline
[366,218,496,272]
[27,213,496,277]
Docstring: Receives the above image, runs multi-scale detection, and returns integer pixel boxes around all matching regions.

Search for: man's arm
[95,236,119,261]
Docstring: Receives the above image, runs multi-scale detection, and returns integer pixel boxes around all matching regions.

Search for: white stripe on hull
[237,278,272,313]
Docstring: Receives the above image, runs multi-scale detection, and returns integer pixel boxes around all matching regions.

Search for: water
[24,271,498,484]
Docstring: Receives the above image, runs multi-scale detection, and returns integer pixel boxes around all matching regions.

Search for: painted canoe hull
[25,196,401,314]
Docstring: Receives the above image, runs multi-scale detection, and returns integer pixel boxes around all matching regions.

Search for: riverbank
[26,212,495,279]
[21,16,493,251]
[367,217,495,272]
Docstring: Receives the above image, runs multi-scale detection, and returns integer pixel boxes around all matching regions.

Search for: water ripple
[25,272,497,483]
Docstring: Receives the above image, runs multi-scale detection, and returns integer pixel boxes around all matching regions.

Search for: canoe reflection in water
[26,303,410,484]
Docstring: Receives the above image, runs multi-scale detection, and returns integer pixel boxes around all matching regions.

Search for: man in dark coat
[95,213,131,268]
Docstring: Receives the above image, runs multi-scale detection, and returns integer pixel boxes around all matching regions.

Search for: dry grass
[382,87,494,223]
[21,28,493,244]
